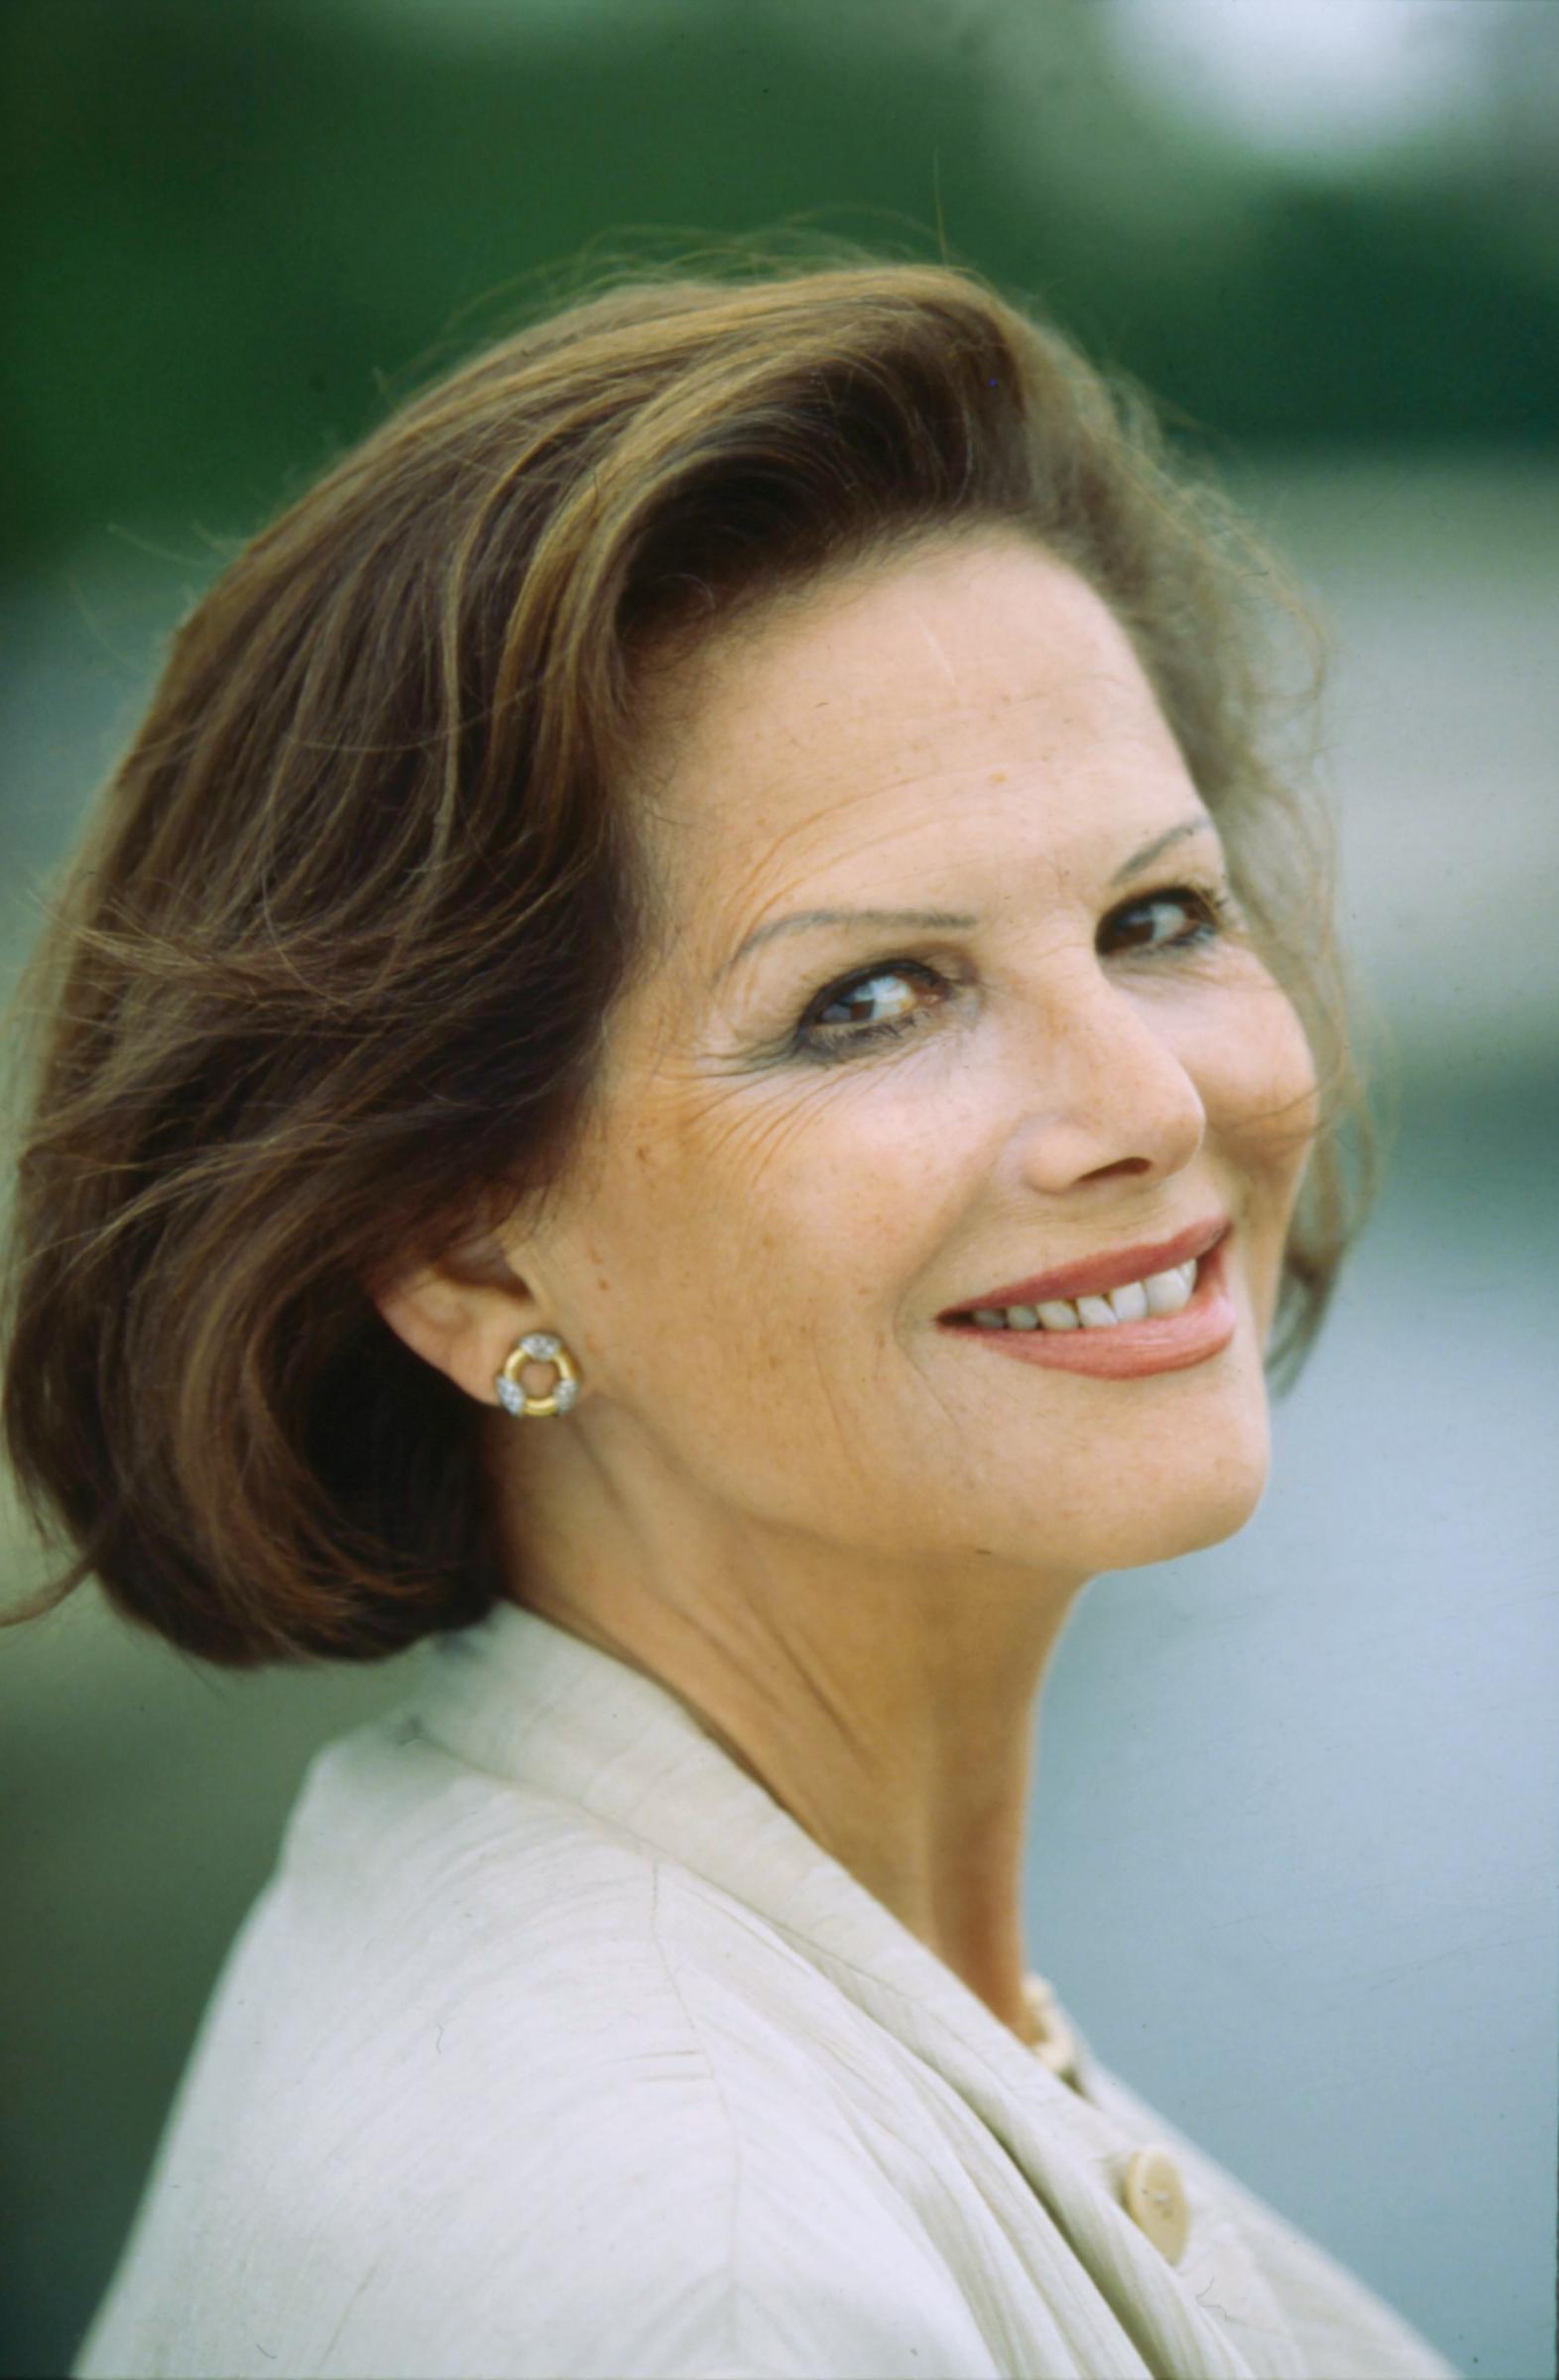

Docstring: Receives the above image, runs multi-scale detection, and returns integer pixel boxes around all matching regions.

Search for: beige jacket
[75,1601,1460,2379]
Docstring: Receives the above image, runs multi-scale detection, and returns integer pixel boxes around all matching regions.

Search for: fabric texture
[74,1600,1460,2380]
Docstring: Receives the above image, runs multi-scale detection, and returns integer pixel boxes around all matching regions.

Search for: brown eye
[814,968,924,1028]
[796,960,951,1059]
[1103,885,1230,954]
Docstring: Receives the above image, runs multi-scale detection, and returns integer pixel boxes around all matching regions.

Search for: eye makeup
[786,879,1240,1065]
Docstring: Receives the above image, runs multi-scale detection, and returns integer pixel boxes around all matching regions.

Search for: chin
[1111,1478,1266,1572]
[1097,1408,1272,1573]
[946,1429,1271,1580]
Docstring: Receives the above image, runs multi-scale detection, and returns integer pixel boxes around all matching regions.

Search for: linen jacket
[74,1600,1460,2380]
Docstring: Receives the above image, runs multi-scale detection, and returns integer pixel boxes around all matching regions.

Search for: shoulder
[262,1716,930,2220]
[88,1713,998,2377]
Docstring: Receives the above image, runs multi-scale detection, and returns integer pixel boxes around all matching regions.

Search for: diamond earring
[495,1331,581,1419]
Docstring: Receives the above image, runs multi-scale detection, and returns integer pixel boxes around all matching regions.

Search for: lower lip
[939,1234,1237,1378]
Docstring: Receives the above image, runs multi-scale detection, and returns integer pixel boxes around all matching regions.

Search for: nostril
[1085,1155,1155,1181]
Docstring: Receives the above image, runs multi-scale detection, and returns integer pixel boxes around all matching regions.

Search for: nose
[1008,975,1207,1195]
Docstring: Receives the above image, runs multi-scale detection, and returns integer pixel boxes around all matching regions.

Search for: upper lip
[941,1213,1232,1317]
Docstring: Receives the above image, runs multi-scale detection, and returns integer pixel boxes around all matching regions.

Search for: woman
[2,253,1457,2379]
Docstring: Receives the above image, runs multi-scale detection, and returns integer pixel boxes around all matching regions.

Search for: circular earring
[495,1331,581,1419]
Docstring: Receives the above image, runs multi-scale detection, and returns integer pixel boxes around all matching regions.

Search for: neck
[486,1415,1083,2045]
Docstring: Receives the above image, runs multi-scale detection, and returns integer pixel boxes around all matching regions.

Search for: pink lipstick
[938,1223,1237,1379]
[941,1213,1230,1317]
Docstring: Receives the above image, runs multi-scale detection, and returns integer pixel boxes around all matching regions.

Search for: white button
[1121,2145,1189,2264]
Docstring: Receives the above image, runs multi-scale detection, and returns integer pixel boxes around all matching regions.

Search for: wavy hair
[0,242,1372,1667]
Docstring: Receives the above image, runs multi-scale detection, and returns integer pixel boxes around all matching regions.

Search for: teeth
[1143,1264,1194,1316]
[964,1255,1200,1334]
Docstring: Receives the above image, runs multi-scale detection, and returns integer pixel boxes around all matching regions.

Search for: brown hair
[0,242,1373,1669]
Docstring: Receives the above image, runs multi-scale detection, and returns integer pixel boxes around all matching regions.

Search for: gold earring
[495,1332,581,1419]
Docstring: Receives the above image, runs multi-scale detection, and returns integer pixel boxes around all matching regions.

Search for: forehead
[626,533,1190,956]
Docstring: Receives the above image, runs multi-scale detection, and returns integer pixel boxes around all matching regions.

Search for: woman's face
[507,533,1320,1582]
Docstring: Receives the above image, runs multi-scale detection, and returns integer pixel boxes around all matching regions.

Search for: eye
[1102,882,1237,954]
[787,882,1239,1065]
[794,959,952,1060]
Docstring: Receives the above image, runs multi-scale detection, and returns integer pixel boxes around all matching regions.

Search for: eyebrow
[718,814,1216,979]
[1108,814,1217,886]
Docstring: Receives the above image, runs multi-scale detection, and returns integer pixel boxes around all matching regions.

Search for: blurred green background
[3,5,1555,2378]
[5,0,1559,576]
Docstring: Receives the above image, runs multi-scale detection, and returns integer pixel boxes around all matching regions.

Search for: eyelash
[790,883,1241,1063]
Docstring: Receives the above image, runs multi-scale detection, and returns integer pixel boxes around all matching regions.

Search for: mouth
[940,1213,1230,1321]
[937,1223,1237,1380]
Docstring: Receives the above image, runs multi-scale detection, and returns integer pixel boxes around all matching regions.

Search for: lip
[940,1212,1231,1318]
[937,1227,1237,1379]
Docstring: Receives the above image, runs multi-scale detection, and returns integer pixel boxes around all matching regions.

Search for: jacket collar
[410,1596,1308,2380]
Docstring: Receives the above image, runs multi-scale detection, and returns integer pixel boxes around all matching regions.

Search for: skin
[376,530,1320,2044]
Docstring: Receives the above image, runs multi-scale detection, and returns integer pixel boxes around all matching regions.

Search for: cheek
[560,1074,969,1532]
[1197,977,1321,1242]
[590,1066,945,1385]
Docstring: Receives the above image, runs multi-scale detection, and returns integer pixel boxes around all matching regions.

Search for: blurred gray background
[2,5,1555,2378]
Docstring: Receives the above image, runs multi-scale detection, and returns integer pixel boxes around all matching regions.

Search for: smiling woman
[0,247,1454,2380]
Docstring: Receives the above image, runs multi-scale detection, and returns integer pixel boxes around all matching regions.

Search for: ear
[370,1224,551,1409]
